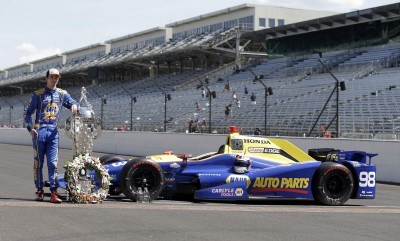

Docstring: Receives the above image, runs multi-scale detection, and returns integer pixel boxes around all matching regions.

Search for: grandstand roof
[63,43,109,55]
[244,2,400,41]
[165,3,334,28]
[29,54,65,64]
[105,27,170,43]
[166,4,254,27]
[5,63,32,71]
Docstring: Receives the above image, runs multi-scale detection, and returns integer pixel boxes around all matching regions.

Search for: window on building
[268,18,275,28]
[259,18,266,27]
[224,19,238,29]
[239,15,254,30]
[278,19,285,26]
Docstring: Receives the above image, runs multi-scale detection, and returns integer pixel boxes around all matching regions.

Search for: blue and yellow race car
[60,126,377,205]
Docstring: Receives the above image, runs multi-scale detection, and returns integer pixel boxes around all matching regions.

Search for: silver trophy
[64,87,108,203]
[65,87,102,157]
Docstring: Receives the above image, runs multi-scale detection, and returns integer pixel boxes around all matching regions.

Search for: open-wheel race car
[57,126,377,205]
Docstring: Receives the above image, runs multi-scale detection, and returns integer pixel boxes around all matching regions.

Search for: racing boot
[50,190,62,204]
[35,188,44,201]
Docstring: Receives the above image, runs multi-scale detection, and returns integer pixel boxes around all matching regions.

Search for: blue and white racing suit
[24,87,78,191]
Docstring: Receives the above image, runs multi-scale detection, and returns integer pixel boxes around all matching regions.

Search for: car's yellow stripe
[267,138,314,162]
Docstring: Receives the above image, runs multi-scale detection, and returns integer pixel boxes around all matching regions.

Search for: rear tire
[119,158,164,201]
[312,162,354,205]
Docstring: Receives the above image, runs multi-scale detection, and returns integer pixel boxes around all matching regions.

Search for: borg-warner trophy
[65,87,101,157]
[64,87,109,203]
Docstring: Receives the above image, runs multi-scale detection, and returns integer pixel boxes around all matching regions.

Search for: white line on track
[1,201,400,214]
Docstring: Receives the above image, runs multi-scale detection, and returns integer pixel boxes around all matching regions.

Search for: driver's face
[46,75,60,88]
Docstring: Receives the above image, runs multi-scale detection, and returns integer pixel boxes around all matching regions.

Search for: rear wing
[308,148,377,164]
[338,151,378,165]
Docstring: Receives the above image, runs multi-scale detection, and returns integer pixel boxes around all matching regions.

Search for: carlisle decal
[211,188,244,197]
[211,188,235,197]
[251,177,309,194]
[226,174,251,188]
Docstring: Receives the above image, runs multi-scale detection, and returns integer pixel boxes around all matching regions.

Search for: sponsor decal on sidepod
[211,188,244,197]
[226,174,251,188]
[251,177,310,194]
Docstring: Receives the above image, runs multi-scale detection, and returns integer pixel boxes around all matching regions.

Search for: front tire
[119,158,164,201]
[99,154,125,165]
[108,186,122,196]
[312,162,354,205]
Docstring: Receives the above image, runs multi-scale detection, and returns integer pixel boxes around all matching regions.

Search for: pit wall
[2,128,398,184]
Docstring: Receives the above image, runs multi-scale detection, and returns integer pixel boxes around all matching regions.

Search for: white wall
[2,128,398,184]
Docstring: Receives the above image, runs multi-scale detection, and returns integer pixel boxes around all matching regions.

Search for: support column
[167,61,172,73]
[236,32,241,62]
[149,65,155,78]
[219,52,224,67]
[191,57,195,72]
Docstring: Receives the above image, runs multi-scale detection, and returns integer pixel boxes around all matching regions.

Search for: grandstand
[1,3,400,140]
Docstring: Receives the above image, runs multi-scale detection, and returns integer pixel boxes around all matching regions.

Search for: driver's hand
[70,104,78,114]
[30,129,38,138]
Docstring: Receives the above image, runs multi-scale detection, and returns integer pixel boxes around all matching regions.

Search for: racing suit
[24,87,78,191]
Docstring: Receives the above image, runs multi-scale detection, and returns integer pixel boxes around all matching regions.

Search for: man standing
[250,93,257,105]
[24,68,78,203]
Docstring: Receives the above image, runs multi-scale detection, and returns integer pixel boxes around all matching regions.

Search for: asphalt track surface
[0,143,399,241]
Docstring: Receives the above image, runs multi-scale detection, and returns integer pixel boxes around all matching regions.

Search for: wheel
[312,162,354,205]
[99,154,125,165]
[108,186,122,196]
[119,158,164,201]
[119,160,135,198]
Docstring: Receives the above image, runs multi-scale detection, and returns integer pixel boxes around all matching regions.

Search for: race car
[58,126,377,205]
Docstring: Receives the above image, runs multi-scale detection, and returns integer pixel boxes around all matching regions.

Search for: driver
[234,155,252,174]
[24,68,78,203]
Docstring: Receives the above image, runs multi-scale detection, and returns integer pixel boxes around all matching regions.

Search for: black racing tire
[119,160,135,198]
[119,158,164,202]
[108,186,122,196]
[99,154,125,165]
[312,162,354,206]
